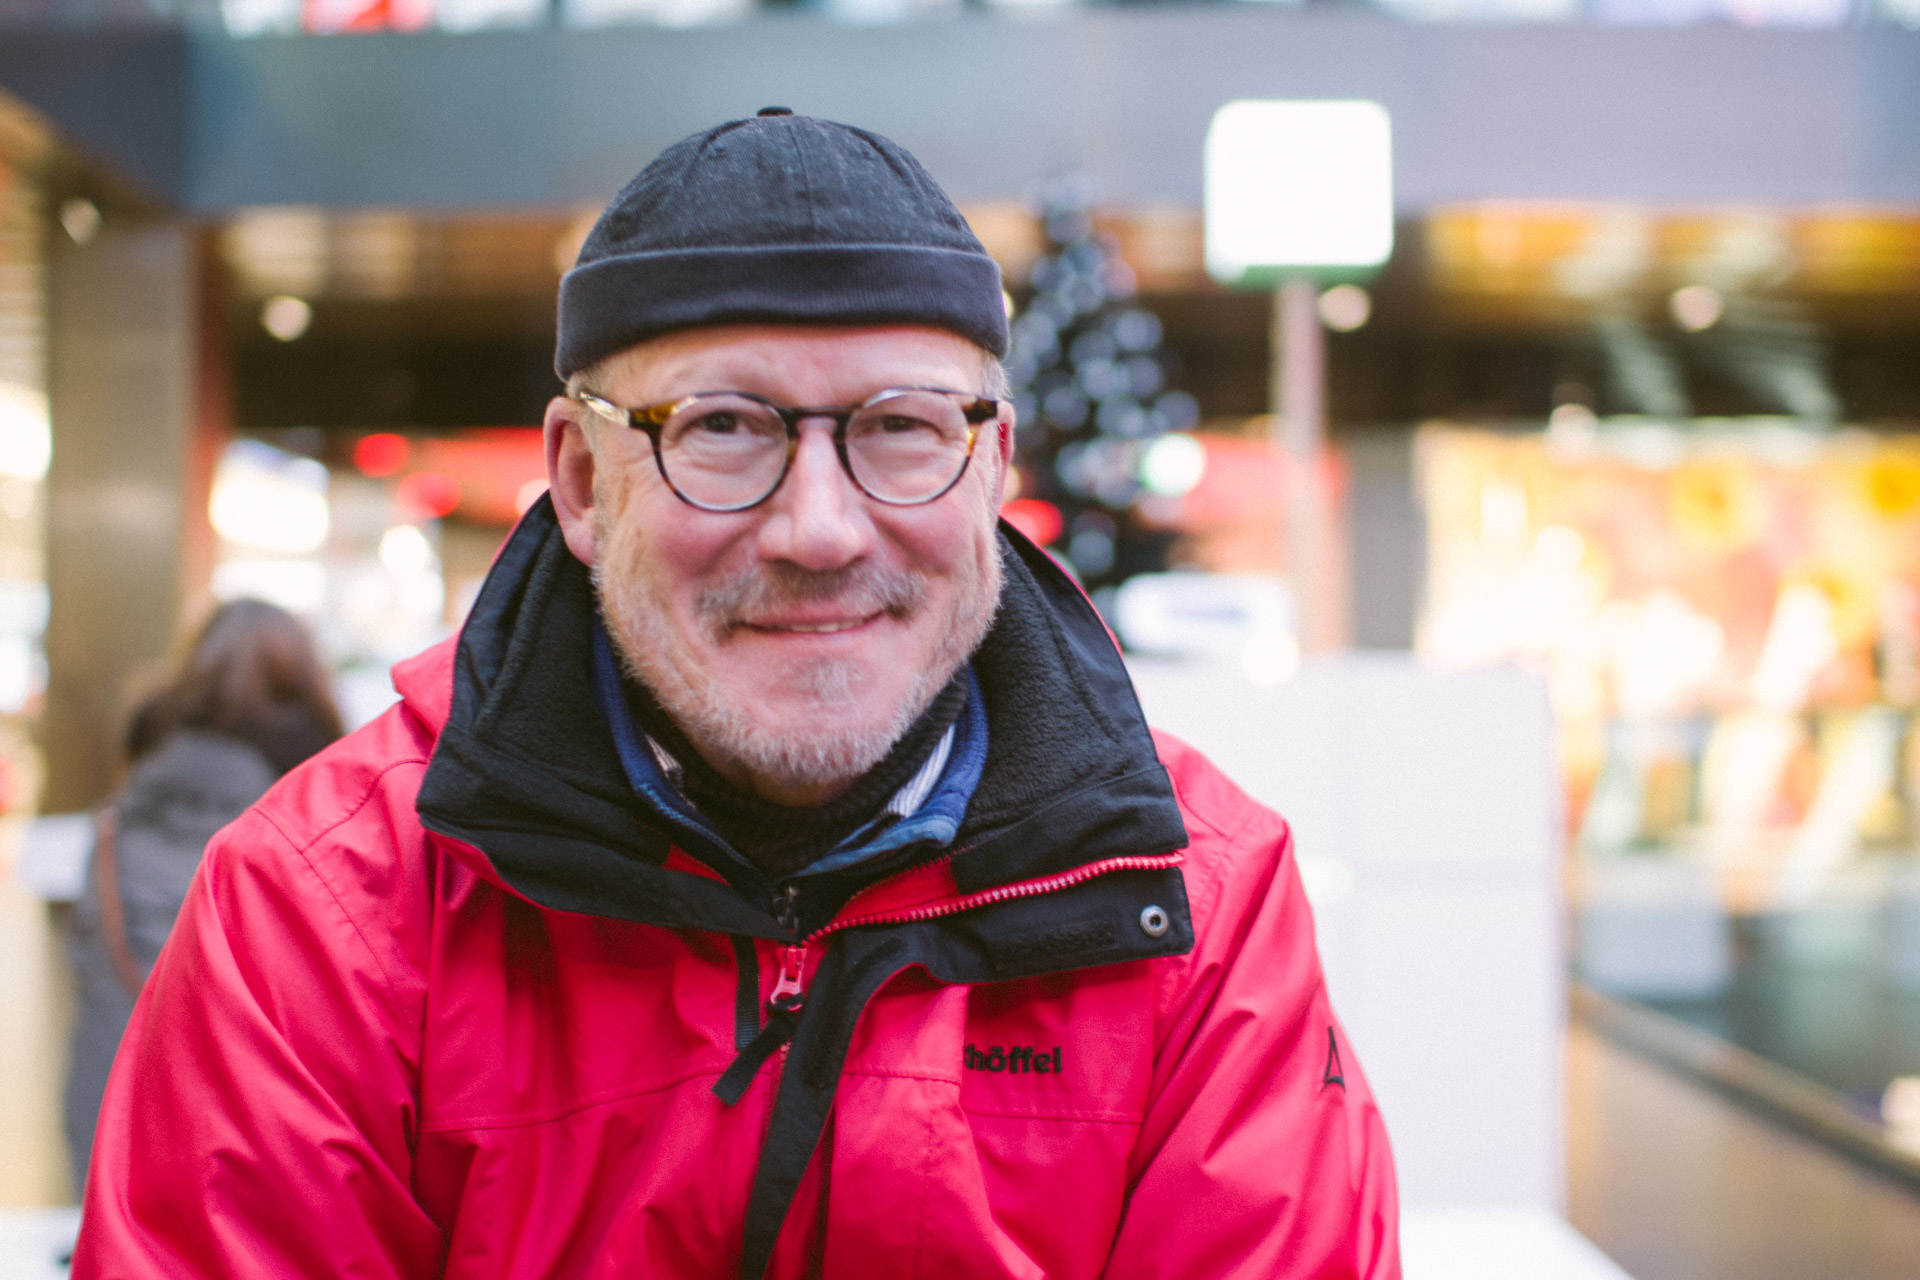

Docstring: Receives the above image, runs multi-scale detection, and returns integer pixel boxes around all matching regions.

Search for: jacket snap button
[1139,905,1170,938]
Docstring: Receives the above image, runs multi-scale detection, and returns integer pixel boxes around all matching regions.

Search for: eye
[875,413,937,434]
[689,410,745,434]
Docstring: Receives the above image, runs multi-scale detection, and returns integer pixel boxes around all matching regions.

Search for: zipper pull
[769,944,808,1016]
[773,884,800,938]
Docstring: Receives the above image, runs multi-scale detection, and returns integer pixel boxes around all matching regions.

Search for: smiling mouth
[744,616,877,635]
[701,564,925,645]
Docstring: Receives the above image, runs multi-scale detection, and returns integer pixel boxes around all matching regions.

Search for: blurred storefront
[1427,423,1920,1106]
[1408,205,1920,1150]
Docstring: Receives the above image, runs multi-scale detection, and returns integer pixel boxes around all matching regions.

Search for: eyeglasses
[571,386,1002,513]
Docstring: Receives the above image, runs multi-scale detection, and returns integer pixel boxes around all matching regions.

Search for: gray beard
[594,529,1002,798]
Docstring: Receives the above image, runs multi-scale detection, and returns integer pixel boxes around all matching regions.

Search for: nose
[755,419,872,570]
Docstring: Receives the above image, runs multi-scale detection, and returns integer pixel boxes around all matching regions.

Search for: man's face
[545,325,1013,807]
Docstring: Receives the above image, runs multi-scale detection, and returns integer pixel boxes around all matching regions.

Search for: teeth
[781,621,860,633]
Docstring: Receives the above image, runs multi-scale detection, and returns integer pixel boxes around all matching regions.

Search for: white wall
[1128,652,1564,1213]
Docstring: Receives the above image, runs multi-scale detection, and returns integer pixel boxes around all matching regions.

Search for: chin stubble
[594,515,1003,797]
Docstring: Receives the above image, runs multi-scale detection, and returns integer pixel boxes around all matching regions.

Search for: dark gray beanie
[556,110,1008,378]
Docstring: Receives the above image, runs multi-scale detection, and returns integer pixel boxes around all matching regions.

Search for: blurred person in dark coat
[62,598,342,1190]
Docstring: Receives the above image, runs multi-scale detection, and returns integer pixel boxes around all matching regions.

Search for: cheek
[891,513,1002,642]
[887,488,999,576]
[589,457,639,547]
[600,496,752,623]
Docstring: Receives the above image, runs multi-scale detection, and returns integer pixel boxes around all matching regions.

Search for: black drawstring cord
[712,1011,798,1105]
[729,935,761,1051]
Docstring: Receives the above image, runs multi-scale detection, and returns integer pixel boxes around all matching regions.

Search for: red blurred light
[1001,498,1064,547]
[353,432,410,477]
[409,429,545,525]
[0,755,20,815]
[396,471,461,519]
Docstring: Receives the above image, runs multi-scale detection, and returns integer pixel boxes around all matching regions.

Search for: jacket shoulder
[227,701,440,1000]
[1147,728,1305,1017]
[1150,727,1291,864]
[252,701,435,855]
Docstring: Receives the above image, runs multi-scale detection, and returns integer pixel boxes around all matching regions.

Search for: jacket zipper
[809,851,1182,943]
[768,887,808,1020]
[764,850,1184,1012]
[769,945,805,1110]
[769,944,808,1014]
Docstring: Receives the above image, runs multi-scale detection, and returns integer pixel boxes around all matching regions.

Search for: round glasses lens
[657,395,790,509]
[846,392,975,503]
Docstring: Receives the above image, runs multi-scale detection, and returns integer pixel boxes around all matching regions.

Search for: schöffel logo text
[964,1044,1062,1075]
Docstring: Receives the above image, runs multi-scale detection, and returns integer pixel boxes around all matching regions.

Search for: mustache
[697,562,926,636]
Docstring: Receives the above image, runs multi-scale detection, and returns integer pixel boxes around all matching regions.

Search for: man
[77,111,1398,1278]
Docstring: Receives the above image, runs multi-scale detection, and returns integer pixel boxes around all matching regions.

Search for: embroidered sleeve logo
[1322,1026,1345,1090]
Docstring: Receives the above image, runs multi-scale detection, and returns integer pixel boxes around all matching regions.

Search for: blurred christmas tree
[1003,179,1201,594]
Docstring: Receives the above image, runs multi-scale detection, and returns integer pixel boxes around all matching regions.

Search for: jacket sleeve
[1105,752,1400,1280]
[72,798,445,1277]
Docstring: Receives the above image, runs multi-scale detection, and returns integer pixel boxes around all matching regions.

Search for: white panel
[1349,882,1562,1209]
[1340,659,1557,868]
[1129,652,1565,1213]
[1402,1208,1632,1280]
[14,813,92,904]
[0,1208,80,1280]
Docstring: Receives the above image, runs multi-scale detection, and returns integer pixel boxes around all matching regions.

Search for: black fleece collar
[415,496,1187,934]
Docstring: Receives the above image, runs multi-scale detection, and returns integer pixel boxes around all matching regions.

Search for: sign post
[1204,100,1394,653]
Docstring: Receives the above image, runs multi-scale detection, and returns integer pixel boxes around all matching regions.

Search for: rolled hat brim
[556,243,1009,378]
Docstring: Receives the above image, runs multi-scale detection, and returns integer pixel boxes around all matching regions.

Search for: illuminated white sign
[1204,100,1395,286]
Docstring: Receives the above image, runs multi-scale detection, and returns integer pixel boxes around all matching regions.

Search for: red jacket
[77,512,1399,1278]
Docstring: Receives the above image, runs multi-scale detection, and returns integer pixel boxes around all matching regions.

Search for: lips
[744,614,878,635]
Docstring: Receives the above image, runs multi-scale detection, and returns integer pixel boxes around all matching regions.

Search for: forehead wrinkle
[632,348,794,402]
[602,327,985,407]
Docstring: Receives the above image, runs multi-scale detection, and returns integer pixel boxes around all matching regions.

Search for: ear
[544,396,600,567]
[984,405,1017,508]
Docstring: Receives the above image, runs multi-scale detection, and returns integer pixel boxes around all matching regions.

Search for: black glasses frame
[571,386,1003,513]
